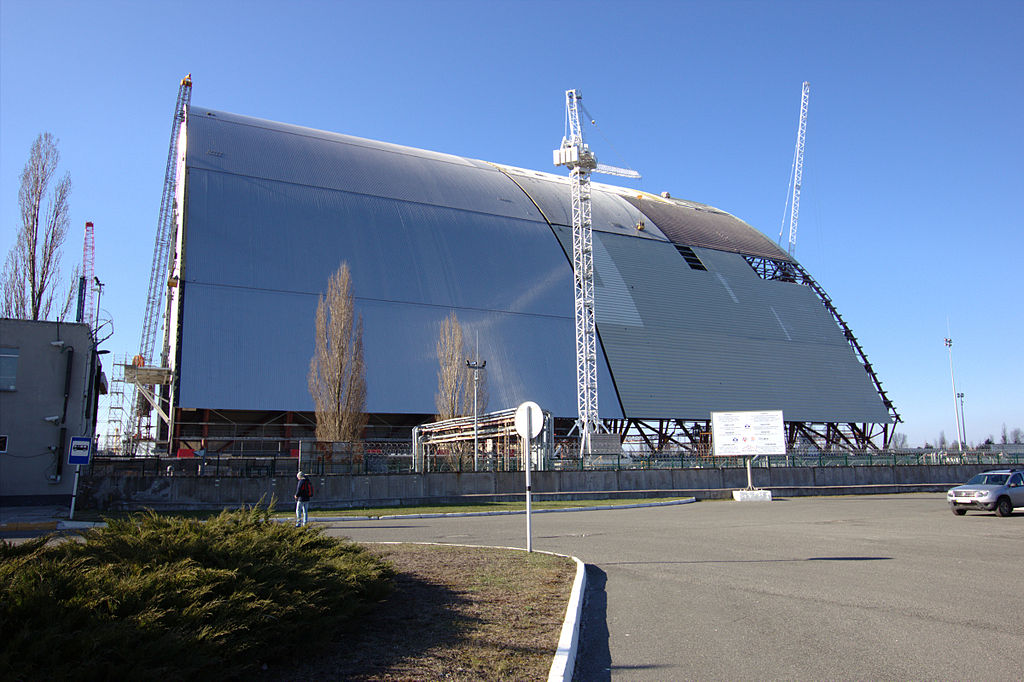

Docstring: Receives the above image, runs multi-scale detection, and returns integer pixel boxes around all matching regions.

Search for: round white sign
[514,401,543,439]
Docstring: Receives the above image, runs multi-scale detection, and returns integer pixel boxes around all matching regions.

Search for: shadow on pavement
[574,565,611,682]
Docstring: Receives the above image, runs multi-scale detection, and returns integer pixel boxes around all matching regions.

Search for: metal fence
[86,442,1024,478]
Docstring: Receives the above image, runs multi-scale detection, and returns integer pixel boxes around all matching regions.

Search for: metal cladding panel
[623,193,792,261]
[179,163,623,419]
[177,285,622,418]
[551,226,891,423]
[184,168,570,314]
[186,107,539,222]
[499,169,669,241]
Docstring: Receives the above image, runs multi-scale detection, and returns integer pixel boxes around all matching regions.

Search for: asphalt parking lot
[323,493,1023,681]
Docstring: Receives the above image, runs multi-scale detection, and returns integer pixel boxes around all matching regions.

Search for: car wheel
[952,507,967,516]
[996,497,1013,517]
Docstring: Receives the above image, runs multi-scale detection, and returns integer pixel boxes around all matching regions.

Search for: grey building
[0,319,104,505]
[150,107,897,454]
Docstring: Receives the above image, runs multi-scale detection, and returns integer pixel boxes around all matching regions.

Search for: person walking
[294,471,314,527]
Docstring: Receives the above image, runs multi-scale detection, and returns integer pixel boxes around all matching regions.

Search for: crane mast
[554,90,600,454]
[128,74,191,452]
[553,88,644,454]
[786,81,810,255]
[81,221,95,330]
[140,74,191,368]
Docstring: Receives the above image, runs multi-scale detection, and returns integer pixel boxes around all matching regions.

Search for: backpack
[300,478,314,499]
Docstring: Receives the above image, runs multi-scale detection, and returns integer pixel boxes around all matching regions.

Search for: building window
[0,348,17,391]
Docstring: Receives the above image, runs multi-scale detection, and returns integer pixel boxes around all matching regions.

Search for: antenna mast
[786,81,810,256]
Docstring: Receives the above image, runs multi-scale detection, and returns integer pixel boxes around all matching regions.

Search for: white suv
[947,469,1024,516]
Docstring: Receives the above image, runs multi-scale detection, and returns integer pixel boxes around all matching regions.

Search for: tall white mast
[553,89,639,454]
[555,90,600,454]
[786,81,810,256]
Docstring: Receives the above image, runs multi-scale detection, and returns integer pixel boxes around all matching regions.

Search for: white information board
[711,410,785,457]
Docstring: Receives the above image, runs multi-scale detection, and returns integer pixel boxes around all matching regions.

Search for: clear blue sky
[2,0,1021,447]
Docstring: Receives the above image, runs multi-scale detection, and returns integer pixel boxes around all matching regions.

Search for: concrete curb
[548,554,586,682]
[58,520,104,530]
[310,497,696,523]
[0,521,58,532]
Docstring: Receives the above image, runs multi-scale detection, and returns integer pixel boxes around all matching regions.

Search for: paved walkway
[319,494,1024,681]
[7,496,1022,679]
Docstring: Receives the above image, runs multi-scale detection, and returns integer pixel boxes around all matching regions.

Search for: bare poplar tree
[308,262,367,443]
[435,311,489,420]
[435,311,467,421]
[1,133,75,320]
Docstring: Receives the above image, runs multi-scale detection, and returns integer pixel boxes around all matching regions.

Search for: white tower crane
[782,81,810,256]
[553,89,639,454]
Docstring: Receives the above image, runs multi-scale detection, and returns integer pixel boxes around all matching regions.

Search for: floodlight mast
[553,89,640,454]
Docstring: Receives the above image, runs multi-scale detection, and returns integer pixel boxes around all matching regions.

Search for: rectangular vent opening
[675,245,707,271]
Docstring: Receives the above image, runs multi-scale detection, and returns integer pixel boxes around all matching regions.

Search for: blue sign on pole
[68,436,92,466]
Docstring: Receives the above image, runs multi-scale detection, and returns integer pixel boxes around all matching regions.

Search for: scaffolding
[412,408,554,472]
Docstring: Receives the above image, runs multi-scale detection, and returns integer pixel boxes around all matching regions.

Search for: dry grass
[258,543,577,681]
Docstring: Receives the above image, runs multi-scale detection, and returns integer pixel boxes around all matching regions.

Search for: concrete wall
[0,320,98,505]
[78,464,996,511]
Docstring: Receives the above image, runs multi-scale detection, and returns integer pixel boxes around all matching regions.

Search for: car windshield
[966,474,1009,486]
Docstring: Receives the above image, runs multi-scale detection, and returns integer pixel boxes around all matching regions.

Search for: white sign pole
[69,465,81,521]
[515,401,542,553]
[67,436,92,521]
[525,408,533,553]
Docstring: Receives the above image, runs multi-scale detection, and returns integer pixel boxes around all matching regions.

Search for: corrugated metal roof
[179,112,623,417]
[551,226,890,423]
[177,105,888,424]
[622,193,793,262]
[187,107,539,222]
[495,166,670,241]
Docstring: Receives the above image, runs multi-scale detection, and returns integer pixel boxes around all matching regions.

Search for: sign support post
[515,401,543,553]
[67,436,92,520]
[710,410,784,502]
[525,410,532,553]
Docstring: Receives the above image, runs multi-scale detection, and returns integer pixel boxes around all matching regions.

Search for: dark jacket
[295,477,313,502]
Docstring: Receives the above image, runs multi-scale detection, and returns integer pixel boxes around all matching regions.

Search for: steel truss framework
[171,408,427,456]
[743,255,900,435]
[601,418,894,454]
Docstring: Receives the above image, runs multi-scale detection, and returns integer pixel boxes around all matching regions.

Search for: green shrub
[0,506,392,680]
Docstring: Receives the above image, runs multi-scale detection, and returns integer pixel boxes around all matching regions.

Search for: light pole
[944,338,963,453]
[466,357,486,470]
[957,392,966,446]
